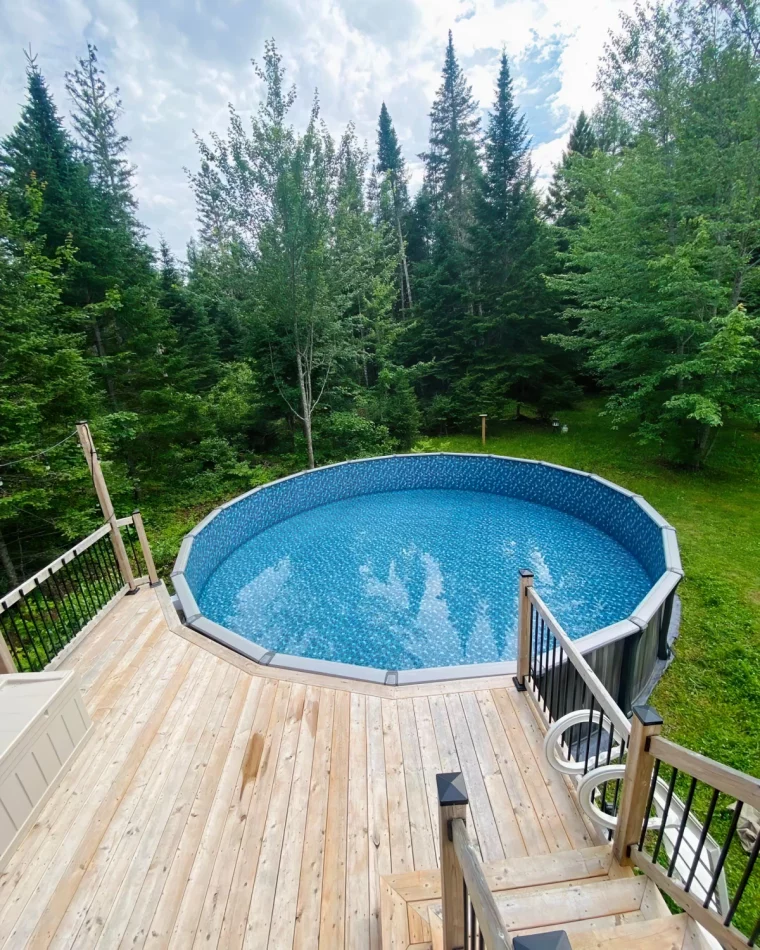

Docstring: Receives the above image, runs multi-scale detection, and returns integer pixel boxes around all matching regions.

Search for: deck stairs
[380,844,714,950]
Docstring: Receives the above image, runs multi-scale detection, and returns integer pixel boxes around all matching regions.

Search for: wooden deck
[0,586,598,949]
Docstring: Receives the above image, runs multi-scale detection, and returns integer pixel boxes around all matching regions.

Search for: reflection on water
[199,489,652,671]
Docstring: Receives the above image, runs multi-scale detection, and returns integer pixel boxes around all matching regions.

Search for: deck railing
[514,570,760,949]
[615,710,760,950]
[437,772,513,950]
[0,512,158,673]
[514,570,632,836]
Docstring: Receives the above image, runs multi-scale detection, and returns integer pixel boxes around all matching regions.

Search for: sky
[0,0,638,255]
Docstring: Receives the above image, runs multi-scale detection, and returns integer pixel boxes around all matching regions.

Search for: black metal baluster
[48,567,77,641]
[16,594,50,666]
[539,618,546,710]
[70,550,97,618]
[64,554,88,620]
[703,801,743,910]
[463,881,468,949]
[668,776,698,877]
[638,758,660,851]
[652,768,679,865]
[548,634,557,721]
[22,589,57,662]
[584,696,596,774]
[5,603,39,670]
[83,546,107,610]
[126,525,142,576]
[725,831,760,927]
[470,899,476,949]
[685,787,720,892]
[91,540,117,601]
[33,578,64,653]
[748,914,759,947]
[100,535,122,590]
[611,738,625,816]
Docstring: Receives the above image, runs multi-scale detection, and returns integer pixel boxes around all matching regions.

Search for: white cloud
[0,0,638,254]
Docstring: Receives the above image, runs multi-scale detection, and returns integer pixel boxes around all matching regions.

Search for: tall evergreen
[546,111,598,232]
[65,45,135,221]
[469,52,578,418]
[376,103,412,311]
[422,30,481,231]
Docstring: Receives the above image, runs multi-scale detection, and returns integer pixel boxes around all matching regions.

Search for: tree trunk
[296,350,316,469]
[92,318,119,412]
[0,527,19,591]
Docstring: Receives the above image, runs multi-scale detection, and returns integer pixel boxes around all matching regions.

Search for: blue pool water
[198,488,651,671]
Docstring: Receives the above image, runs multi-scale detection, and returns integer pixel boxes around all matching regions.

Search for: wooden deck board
[0,587,597,949]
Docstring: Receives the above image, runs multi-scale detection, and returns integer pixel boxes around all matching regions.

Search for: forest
[1,0,760,590]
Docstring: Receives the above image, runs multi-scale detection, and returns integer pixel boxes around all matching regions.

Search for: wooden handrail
[0,523,112,613]
[451,818,512,949]
[649,736,760,811]
[527,586,631,739]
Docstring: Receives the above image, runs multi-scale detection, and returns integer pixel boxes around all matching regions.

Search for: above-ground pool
[173,454,682,689]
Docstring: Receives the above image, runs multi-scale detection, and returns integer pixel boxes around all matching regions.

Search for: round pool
[173,454,681,685]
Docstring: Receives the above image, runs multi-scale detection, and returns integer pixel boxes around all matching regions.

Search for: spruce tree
[376,103,412,310]
[546,111,597,231]
[469,52,578,418]
[422,30,481,230]
[65,45,136,221]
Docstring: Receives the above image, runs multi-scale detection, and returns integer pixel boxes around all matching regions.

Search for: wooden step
[383,846,617,950]
[498,877,653,931]
[428,877,666,950]
[566,915,688,948]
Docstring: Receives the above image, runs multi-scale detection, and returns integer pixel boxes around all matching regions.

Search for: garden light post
[480,413,487,446]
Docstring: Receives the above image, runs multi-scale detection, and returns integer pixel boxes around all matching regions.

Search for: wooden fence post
[513,569,534,692]
[480,413,488,446]
[437,772,467,950]
[76,422,137,593]
[132,510,159,586]
[613,705,663,866]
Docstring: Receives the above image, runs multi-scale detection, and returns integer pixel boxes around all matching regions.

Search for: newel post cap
[436,772,468,806]
[632,705,663,727]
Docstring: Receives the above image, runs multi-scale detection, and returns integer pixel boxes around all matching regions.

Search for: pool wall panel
[174,453,680,696]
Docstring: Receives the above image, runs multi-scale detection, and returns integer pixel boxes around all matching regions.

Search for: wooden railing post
[132,511,159,586]
[437,772,467,950]
[480,413,488,446]
[0,628,16,673]
[513,569,534,692]
[76,422,137,593]
[613,705,663,866]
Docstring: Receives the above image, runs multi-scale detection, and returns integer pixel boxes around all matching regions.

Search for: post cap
[513,932,572,950]
[519,568,535,578]
[479,413,488,417]
[436,772,468,806]
[632,705,663,727]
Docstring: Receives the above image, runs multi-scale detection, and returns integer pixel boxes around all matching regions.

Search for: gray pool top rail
[171,453,682,685]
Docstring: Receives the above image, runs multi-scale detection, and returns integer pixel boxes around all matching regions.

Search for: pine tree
[65,45,135,221]
[376,103,412,310]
